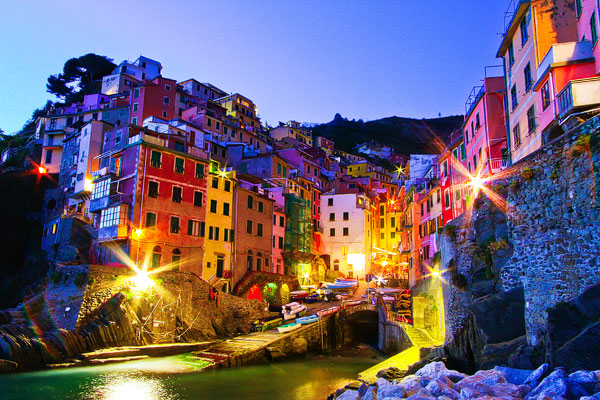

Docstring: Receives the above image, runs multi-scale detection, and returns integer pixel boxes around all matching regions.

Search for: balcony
[557,77,600,119]
[537,42,594,80]
[89,193,132,213]
[128,133,166,147]
[489,158,508,173]
[92,164,118,181]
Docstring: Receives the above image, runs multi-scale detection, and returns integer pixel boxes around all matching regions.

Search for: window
[212,177,218,189]
[541,82,551,110]
[194,191,203,207]
[592,12,598,46]
[511,85,518,111]
[475,113,481,129]
[379,205,385,214]
[330,228,335,236]
[524,63,532,92]
[170,216,180,233]
[460,143,466,160]
[257,223,263,237]
[151,246,161,269]
[210,199,217,213]
[279,216,284,227]
[188,220,201,236]
[473,154,478,171]
[224,229,229,242]
[195,163,205,178]
[224,180,231,192]
[100,206,126,229]
[380,218,385,228]
[133,88,140,98]
[208,226,214,240]
[163,96,170,105]
[464,129,469,145]
[343,212,349,221]
[343,227,349,236]
[151,150,161,167]
[258,201,263,213]
[513,123,521,149]
[148,181,159,198]
[329,212,335,221]
[200,222,205,237]
[145,212,156,228]
[278,236,283,249]
[527,105,536,133]
[247,195,253,209]
[214,227,220,241]
[131,117,138,125]
[520,14,529,45]
[508,41,515,67]
[223,202,230,216]
[444,190,450,209]
[436,189,441,203]
[172,186,182,203]
[277,163,282,175]
[576,0,582,18]
[246,220,253,234]
[174,157,184,174]
[256,255,262,271]
[92,178,111,200]
[328,198,333,206]
[45,150,52,164]
[165,84,171,91]
[172,249,181,268]
[133,103,138,112]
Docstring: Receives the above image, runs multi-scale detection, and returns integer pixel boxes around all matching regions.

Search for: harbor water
[0,353,378,400]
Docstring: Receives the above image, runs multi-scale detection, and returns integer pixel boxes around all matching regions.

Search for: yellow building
[202,168,236,292]
[347,161,392,183]
[270,121,313,146]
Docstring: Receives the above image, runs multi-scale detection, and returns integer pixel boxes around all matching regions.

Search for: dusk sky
[1,0,510,134]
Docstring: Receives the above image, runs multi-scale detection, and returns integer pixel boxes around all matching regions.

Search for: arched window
[152,246,162,269]
[172,248,181,269]
[256,252,262,271]
[247,250,253,271]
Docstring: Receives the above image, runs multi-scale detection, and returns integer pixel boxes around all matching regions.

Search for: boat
[334,279,358,286]
[317,306,340,317]
[342,299,362,308]
[253,316,284,332]
[289,290,309,301]
[323,283,356,290]
[305,293,320,303]
[277,322,301,333]
[283,305,307,320]
[296,315,319,325]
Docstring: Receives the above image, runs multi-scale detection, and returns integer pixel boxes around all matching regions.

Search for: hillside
[310,114,464,156]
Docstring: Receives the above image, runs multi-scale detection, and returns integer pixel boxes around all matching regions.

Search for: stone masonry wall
[499,116,600,346]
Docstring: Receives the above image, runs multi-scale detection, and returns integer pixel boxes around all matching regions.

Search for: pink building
[463,76,508,175]
[497,0,578,163]
[272,207,286,274]
[577,0,600,75]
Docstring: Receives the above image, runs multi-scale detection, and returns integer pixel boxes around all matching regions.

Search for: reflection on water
[83,372,175,400]
[0,354,378,400]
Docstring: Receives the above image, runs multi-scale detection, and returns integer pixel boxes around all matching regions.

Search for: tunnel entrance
[347,310,379,347]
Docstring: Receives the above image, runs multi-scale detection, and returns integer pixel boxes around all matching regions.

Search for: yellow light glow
[381,260,388,267]
[467,173,487,191]
[347,252,366,278]
[84,178,94,192]
[132,228,143,239]
[431,270,440,277]
[129,267,154,291]
[38,166,47,174]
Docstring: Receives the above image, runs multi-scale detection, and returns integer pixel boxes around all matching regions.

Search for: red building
[129,77,178,126]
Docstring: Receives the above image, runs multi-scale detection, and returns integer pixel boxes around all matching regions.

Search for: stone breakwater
[334,361,600,400]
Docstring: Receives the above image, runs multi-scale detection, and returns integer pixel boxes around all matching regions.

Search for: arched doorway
[151,246,162,269]
[247,250,253,272]
[172,248,181,269]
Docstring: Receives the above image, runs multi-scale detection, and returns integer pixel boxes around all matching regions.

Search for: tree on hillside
[46,53,116,103]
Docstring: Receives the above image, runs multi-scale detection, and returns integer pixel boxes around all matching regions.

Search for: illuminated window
[99,205,127,228]
[91,179,111,200]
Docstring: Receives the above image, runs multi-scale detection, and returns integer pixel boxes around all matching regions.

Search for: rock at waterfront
[524,367,568,400]
[556,322,600,371]
[493,366,534,385]
[454,369,507,398]
[335,389,358,400]
[523,363,551,388]
[404,388,435,399]
[424,378,460,399]
[566,370,600,399]
[291,338,307,356]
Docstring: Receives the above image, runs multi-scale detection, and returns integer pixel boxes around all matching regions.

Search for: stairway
[401,323,437,348]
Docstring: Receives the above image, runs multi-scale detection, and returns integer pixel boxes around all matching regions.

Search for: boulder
[468,286,526,344]
[291,338,307,356]
[556,322,600,371]
[488,382,522,398]
[573,283,600,320]
[480,335,527,369]
[523,363,551,388]
[405,389,435,399]
[566,370,600,399]
[524,368,568,400]
[454,369,508,398]
[398,375,425,397]
[376,377,405,399]
[376,366,406,382]
[413,361,467,383]
[336,389,358,400]
[424,378,460,399]
[493,366,534,385]
[358,387,376,400]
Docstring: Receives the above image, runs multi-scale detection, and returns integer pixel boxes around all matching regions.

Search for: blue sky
[0,0,510,134]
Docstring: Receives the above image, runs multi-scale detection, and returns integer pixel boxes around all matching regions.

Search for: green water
[0,353,377,400]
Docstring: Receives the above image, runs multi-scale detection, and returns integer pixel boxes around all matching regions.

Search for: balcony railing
[489,158,508,172]
[557,77,600,119]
